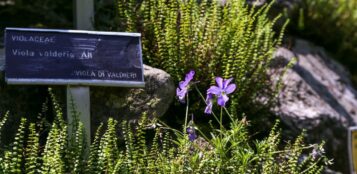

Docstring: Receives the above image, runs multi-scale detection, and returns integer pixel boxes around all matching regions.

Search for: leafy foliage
[0,90,330,173]
[0,0,72,42]
[97,0,288,116]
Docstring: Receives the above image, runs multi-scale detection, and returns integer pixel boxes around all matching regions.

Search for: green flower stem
[220,107,223,138]
[184,92,189,133]
[223,107,234,122]
[195,127,213,144]
[271,144,315,154]
[158,120,184,136]
[300,158,322,174]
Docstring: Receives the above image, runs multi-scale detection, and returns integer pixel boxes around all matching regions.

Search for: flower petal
[205,93,213,103]
[179,81,188,89]
[176,88,181,96]
[185,70,195,82]
[225,84,236,94]
[223,78,233,89]
[186,127,194,134]
[176,88,187,103]
[186,127,197,142]
[189,132,197,142]
[215,77,223,88]
[207,86,221,95]
[204,103,213,114]
[217,94,229,107]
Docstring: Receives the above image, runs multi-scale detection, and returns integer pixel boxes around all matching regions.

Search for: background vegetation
[2,0,355,172]
[287,0,357,85]
[0,89,330,173]
[0,0,72,145]
[96,0,290,137]
[0,0,72,47]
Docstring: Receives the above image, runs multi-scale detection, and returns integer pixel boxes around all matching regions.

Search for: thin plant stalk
[223,107,234,122]
[195,127,212,144]
[220,107,223,138]
[184,92,189,133]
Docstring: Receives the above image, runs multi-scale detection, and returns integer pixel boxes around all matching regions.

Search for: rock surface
[246,0,266,6]
[274,0,302,9]
[0,56,175,144]
[90,64,175,129]
[0,48,174,124]
[246,0,301,8]
[270,39,357,173]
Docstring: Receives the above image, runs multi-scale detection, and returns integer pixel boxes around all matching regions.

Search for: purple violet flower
[204,93,213,114]
[176,70,195,103]
[207,77,236,107]
[186,126,197,142]
[186,114,197,142]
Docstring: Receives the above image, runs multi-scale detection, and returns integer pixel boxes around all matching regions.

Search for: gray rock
[245,0,301,8]
[246,0,266,6]
[90,64,175,129]
[269,39,357,173]
[0,54,174,143]
[274,0,302,9]
[324,168,343,174]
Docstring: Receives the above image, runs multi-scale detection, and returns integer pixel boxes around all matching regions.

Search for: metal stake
[67,0,94,149]
[67,86,91,146]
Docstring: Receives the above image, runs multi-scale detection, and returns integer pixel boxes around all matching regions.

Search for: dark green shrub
[0,88,331,173]
[0,0,72,40]
[97,0,288,117]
